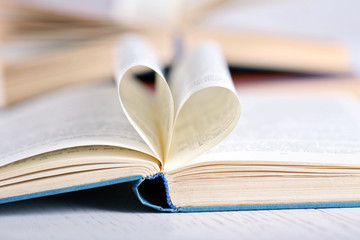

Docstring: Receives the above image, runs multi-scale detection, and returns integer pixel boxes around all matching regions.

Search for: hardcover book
[1,34,360,212]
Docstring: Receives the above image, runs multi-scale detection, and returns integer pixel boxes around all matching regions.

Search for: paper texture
[191,92,360,165]
[0,81,154,167]
[0,146,159,187]
[115,35,241,170]
[115,34,174,162]
[165,42,241,170]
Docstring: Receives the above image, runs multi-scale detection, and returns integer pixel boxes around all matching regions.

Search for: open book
[1,34,360,212]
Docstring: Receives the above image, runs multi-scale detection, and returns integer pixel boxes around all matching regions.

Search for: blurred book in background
[0,0,354,106]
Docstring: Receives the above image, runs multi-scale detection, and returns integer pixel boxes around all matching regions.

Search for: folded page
[165,41,241,170]
[115,34,174,163]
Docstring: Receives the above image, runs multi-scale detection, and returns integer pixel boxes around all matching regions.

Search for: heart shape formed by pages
[115,34,241,171]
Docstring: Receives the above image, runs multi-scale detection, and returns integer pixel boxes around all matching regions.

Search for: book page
[115,34,174,161]
[0,81,155,168]
[165,42,241,170]
[172,92,360,171]
[0,145,160,184]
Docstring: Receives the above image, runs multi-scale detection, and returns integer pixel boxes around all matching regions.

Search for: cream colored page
[0,146,154,176]
[169,41,237,113]
[165,42,241,170]
[174,92,360,171]
[0,146,160,185]
[118,74,161,160]
[0,81,154,167]
[115,34,174,161]
[154,75,175,159]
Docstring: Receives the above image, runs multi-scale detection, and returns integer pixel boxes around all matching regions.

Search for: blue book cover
[2,173,360,212]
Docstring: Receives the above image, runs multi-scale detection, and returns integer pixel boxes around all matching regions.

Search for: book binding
[133,174,360,212]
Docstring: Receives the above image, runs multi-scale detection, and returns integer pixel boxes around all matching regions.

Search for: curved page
[165,42,241,171]
[115,34,174,162]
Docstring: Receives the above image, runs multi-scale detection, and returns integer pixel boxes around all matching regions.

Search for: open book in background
[0,0,353,106]
[0,31,173,107]
[0,34,360,212]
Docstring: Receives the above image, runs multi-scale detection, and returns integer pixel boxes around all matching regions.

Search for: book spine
[132,173,178,212]
[132,176,360,212]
